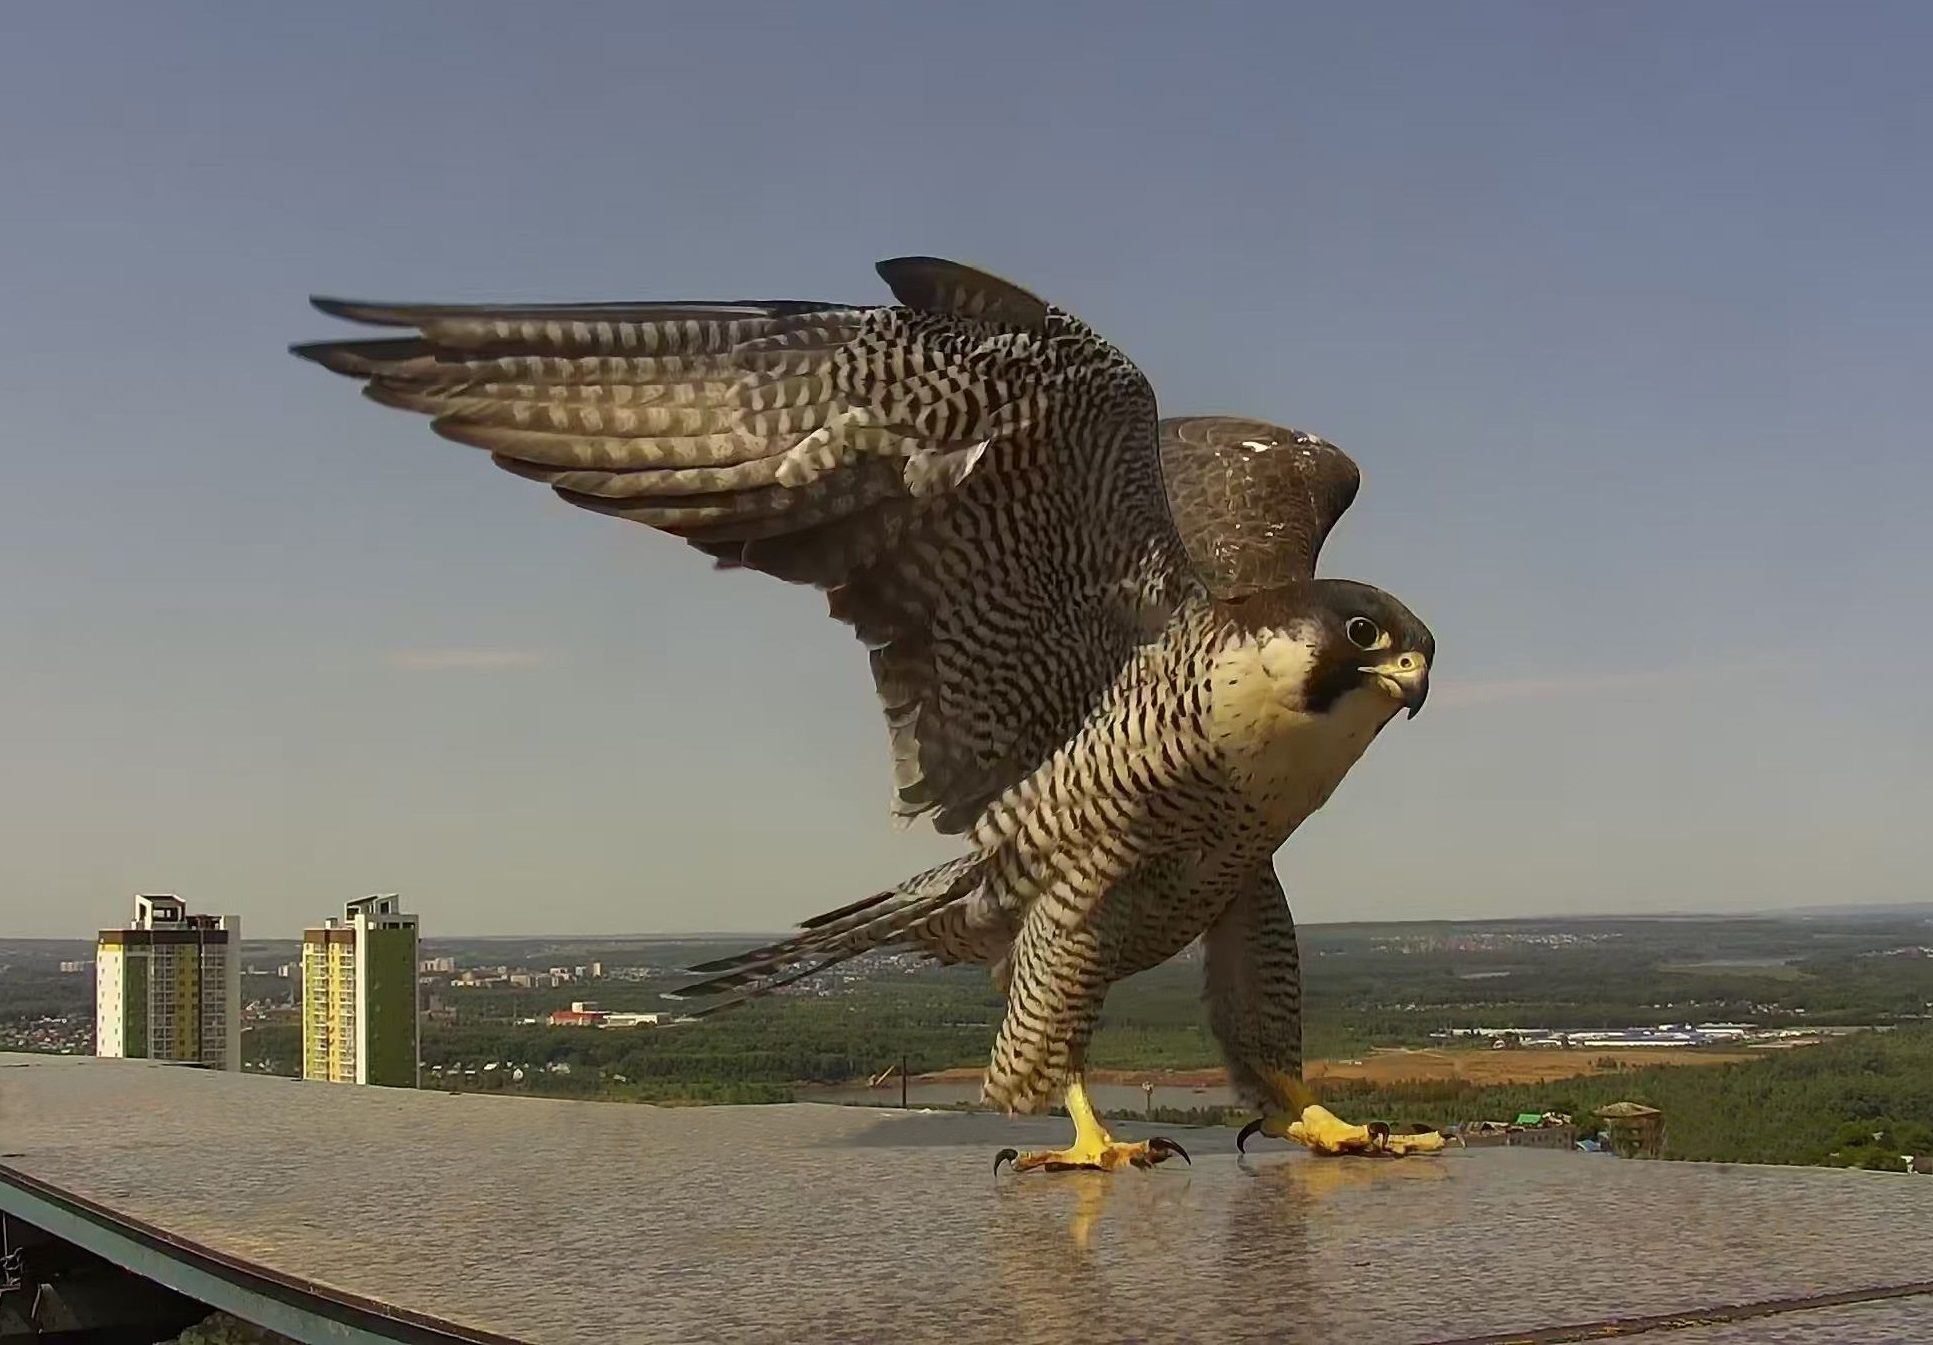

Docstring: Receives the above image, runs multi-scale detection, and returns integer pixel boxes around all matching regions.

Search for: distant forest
[6,910,1929,1169]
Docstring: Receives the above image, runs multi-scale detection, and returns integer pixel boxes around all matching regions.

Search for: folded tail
[664,855,986,1018]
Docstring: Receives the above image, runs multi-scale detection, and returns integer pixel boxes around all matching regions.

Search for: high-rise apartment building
[95,894,241,1070]
[301,894,420,1087]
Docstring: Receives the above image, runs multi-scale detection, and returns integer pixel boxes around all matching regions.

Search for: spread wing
[293,256,1197,834]
[1158,416,1360,598]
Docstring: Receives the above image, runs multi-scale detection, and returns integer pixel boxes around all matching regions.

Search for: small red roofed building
[548,1001,605,1027]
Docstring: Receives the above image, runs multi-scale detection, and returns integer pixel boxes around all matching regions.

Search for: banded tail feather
[664,855,986,1015]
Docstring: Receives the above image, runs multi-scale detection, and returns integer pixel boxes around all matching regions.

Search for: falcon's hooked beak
[1362,652,1429,719]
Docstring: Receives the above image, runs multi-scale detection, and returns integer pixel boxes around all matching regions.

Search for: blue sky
[2,2,1928,938]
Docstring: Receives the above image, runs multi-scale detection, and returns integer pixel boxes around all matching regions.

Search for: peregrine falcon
[293,256,1445,1169]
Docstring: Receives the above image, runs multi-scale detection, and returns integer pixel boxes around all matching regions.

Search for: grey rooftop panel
[2,1053,1930,1344]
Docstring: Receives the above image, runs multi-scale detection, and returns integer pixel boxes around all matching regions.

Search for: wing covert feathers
[873,256,1051,328]
[1158,415,1360,596]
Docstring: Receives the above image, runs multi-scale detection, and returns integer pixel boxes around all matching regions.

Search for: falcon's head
[1219,579,1433,721]
[1160,416,1429,725]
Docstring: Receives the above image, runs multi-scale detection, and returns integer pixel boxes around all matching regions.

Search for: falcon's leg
[993,1076,1190,1174]
[1205,869,1449,1159]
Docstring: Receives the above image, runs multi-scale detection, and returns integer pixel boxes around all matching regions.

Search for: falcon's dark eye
[1345,616,1382,650]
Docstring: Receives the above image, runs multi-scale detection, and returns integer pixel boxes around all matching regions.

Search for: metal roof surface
[2,1053,1930,1344]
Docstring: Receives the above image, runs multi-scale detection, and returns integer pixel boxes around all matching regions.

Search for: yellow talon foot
[1239,1105,1449,1158]
[995,1076,1190,1175]
[994,1135,1190,1174]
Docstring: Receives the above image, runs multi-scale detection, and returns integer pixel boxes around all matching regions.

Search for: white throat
[1206,628,1399,833]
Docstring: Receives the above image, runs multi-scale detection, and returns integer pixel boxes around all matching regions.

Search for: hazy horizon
[3,3,1929,939]
[16,898,1933,949]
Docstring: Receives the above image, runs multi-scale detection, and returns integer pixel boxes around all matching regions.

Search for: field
[1312,1045,1760,1083]
[920,1044,1764,1091]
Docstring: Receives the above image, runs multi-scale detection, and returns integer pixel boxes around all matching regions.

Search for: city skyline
[3,2,1930,939]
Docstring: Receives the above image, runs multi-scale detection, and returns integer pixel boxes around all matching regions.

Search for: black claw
[1148,1136,1191,1165]
[1236,1117,1266,1153]
[993,1147,1019,1174]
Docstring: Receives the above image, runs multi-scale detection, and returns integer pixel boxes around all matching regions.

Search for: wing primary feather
[670,856,984,1001]
[294,254,1193,831]
[307,296,838,326]
[667,954,856,1020]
